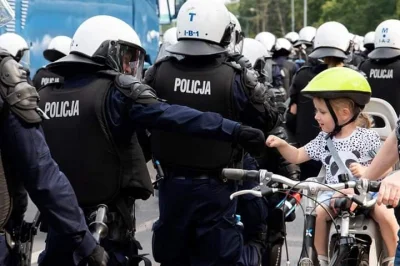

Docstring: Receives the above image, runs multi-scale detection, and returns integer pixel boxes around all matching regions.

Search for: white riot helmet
[167,0,234,56]
[309,21,350,59]
[51,15,146,79]
[43,36,72,62]
[363,31,375,50]
[255,32,276,52]
[285,32,299,44]
[368,19,400,59]
[162,27,178,45]
[274,38,292,53]
[228,12,244,54]
[242,38,271,66]
[0,32,30,67]
[353,35,364,51]
[294,26,316,47]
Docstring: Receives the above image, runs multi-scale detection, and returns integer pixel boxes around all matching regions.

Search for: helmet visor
[104,41,146,80]
[116,41,145,79]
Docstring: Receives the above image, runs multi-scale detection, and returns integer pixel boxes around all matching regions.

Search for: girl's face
[313,98,352,133]
[313,98,335,133]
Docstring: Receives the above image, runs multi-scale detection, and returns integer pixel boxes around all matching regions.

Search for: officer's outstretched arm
[114,74,265,155]
[116,74,239,141]
[0,55,47,123]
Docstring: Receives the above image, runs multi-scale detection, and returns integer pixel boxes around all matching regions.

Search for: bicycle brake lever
[229,190,262,200]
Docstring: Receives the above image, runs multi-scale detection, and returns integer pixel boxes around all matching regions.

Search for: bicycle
[222,168,382,266]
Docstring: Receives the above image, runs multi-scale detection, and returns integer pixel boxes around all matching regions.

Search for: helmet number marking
[184,30,200,37]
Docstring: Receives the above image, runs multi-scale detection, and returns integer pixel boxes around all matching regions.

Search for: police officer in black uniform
[32,36,72,89]
[292,26,317,69]
[272,38,298,95]
[0,47,108,266]
[37,15,264,266]
[144,1,280,265]
[359,19,400,114]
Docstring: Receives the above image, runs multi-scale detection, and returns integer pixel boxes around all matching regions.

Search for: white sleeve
[304,132,325,161]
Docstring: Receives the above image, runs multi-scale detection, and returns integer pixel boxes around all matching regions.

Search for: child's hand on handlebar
[266,135,287,148]
[349,163,367,178]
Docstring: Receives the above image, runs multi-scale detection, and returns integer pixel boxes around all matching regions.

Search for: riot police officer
[359,19,400,114]
[32,35,72,89]
[272,38,297,94]
[293,26,317,68]
[144,0,280,265]
[0,47,107,266]
[288,21,352,180]
[37,14,264,266]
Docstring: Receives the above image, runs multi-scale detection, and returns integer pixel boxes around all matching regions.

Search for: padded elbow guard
[0,57,44,123]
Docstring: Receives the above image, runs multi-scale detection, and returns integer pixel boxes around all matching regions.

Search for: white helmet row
[285,32,299,44]
[309,21,350,59]
[228,12,244,54]
[44,35,72,62]
[242,37,270,66]
[167,0,233,56]
[369,19,400,59]
[0,32,30,67]
[162,27,178,45]
[255,32,276,52]
[50,15,146,79]
[294,26,316,47]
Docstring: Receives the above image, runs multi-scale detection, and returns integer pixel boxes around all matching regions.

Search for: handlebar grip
[222,169,246,181]
[222,169,261,182]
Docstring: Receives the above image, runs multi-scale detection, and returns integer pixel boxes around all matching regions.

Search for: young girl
[266,67,399,266]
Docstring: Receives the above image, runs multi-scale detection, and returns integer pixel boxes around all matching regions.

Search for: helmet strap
[324,99,361,138]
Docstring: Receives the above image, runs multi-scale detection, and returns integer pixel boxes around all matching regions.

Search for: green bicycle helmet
[301,67,371,137]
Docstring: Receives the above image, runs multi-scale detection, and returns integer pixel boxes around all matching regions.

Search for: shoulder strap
[326,137,353,179]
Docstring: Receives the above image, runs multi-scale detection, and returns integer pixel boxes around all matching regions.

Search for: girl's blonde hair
[329,97,372,128]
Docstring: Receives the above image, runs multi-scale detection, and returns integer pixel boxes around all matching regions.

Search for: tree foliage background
[226,0,399,38]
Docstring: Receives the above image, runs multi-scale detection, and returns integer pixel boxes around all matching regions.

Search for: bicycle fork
[299,214,319,266]
[299,188,319,266]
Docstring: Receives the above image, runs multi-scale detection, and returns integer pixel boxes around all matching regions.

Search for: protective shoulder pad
[0,57,45,123]
[242,67,260,89]
[241,68,268,104]
[114,74,163,104]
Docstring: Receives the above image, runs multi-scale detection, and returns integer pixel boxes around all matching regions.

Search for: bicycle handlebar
[224,169,381,207]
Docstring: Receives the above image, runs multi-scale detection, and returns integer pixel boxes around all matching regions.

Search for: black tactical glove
[235,125,265,156]
[86,245,109,266]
